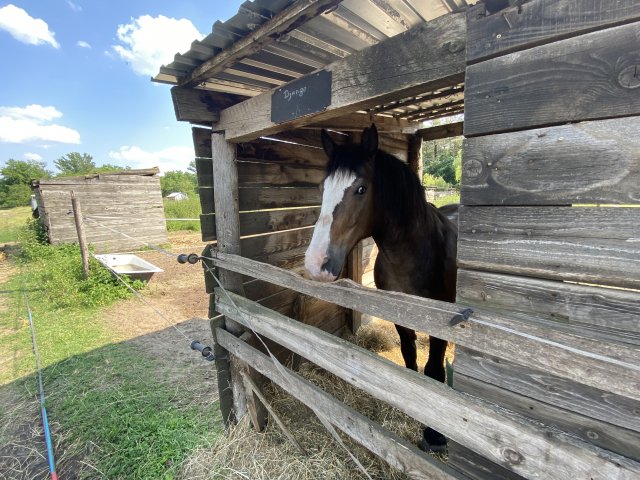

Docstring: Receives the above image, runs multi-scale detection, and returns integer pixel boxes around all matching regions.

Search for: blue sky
[0,0,244,174]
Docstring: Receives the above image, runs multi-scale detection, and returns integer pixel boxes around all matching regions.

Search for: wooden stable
[158,1,640,478]
[31,168,167,253]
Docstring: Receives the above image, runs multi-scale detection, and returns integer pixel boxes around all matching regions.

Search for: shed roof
[31,167,160,188]
[154,0,472,123]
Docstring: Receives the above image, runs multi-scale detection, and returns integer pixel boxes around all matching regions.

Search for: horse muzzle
[304,245,347,282]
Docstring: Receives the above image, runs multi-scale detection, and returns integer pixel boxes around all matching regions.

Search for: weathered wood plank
[457,269,640,346]
[453,348,640,433]
[238,162,325,187]
[202,251,640,401]
[237,138,325,167]
[464,22,640,136]
[458,206,640,289]
[196,158,325,188]
[215,292,640,480]
[171,86,247,123]
[466,0,640,64]
[200,207,320,241]
[449,441,524,480]
[179,0,342,88]
[199,186,321,214]
[242,227,313,263]
[217,328,463,480]
[454,371,640,460]
[193,127,212,158]
[215,13,466,142]
[417,121,464,141]
[461,118,640,205]
[306,113,418,134]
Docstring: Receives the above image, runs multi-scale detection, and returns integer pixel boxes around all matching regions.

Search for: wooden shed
[157,1,640,478]
[31,168,167,253]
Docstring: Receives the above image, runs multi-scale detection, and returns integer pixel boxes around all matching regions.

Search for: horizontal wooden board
[453,347,640,434]
[461,117,640,205]
[241,227,313,260]
[37,175,159,186]
[203,251,640,402]
[237,138,325,167]
[449,441,524,480]
[418,121,463,141]
[457,269,640,346]
[216,292,640,480]
[458,206,640,289]
[464,21,640,136]
[199,186,321,214]
[466,0,640,63]
[200,207,319,241]
[238,161,324,187]
[454,371,640,461]
[196,158,324,188]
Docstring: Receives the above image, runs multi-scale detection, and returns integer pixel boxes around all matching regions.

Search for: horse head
[304,125,379,282]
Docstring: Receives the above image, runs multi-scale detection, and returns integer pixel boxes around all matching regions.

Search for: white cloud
[0,104,80,144]
[66,0,82,12]
[77,40,91,49]
[108,145,193,173]
[24,152,43,161]
[0,4,60,48]
[112,15,203,76]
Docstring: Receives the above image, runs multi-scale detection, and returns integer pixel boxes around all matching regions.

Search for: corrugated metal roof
[155,0,472,122]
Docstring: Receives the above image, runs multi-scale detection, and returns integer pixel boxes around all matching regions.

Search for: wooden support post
[209,132,267,428]
[347,241,364,333]
[70,191,90,279]
[408,134,423,183]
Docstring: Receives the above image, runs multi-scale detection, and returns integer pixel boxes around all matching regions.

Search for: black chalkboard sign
[271,70,331,123]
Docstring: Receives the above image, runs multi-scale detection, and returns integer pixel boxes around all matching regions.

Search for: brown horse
[304,124,457,451]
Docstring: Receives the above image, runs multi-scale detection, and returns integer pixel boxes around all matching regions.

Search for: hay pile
[180,319,450,480]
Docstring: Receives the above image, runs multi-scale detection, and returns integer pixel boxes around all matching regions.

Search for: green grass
[1,221,222,478]
[36,344,221,479]
[163,196,201,232]
[0,206,31,243]
[432,193,460,208]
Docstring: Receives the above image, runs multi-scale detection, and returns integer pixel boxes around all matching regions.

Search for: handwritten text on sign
[271,70,331,123]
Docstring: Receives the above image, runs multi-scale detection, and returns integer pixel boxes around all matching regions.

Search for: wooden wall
[33,173,167,253]
[449,1,640,477]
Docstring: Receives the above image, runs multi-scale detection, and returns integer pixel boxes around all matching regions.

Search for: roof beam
[214,12,466,142]
[178,0,342,88]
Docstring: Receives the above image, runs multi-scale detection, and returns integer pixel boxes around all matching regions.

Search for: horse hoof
[420,427,447,453]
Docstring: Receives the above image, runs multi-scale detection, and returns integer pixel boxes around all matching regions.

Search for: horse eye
[356,186,367,195]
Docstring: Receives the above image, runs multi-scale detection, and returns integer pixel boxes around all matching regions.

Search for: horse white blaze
[305,170,356,281]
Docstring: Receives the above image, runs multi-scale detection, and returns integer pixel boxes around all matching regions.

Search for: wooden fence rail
[214,290,640,480]
[203,251,640,401]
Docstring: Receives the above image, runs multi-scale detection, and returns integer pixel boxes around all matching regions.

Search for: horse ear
[361,124,378,156]
[320,129,336,158]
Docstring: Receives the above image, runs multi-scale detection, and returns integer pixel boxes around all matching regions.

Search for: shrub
[17,219,143,308]
[422,173,451,189]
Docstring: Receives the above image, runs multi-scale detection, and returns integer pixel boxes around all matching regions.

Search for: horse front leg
[394,324,418,371]
[422,335,448,452]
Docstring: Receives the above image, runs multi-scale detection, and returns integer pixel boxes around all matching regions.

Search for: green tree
[54,152,96,175]
[0,159,52,208]
[422,135,462,187]
[187,160,196,174]
[160,170,197,197]
[453,149,462,184]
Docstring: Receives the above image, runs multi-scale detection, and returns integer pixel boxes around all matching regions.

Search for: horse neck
[370,152,442,252]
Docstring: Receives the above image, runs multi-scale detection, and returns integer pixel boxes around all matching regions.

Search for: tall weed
[17,219,143,308]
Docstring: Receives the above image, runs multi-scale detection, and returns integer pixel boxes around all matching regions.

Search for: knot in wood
[618,65,640,89]
[463,159,483,179]
[501,447,525,465]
